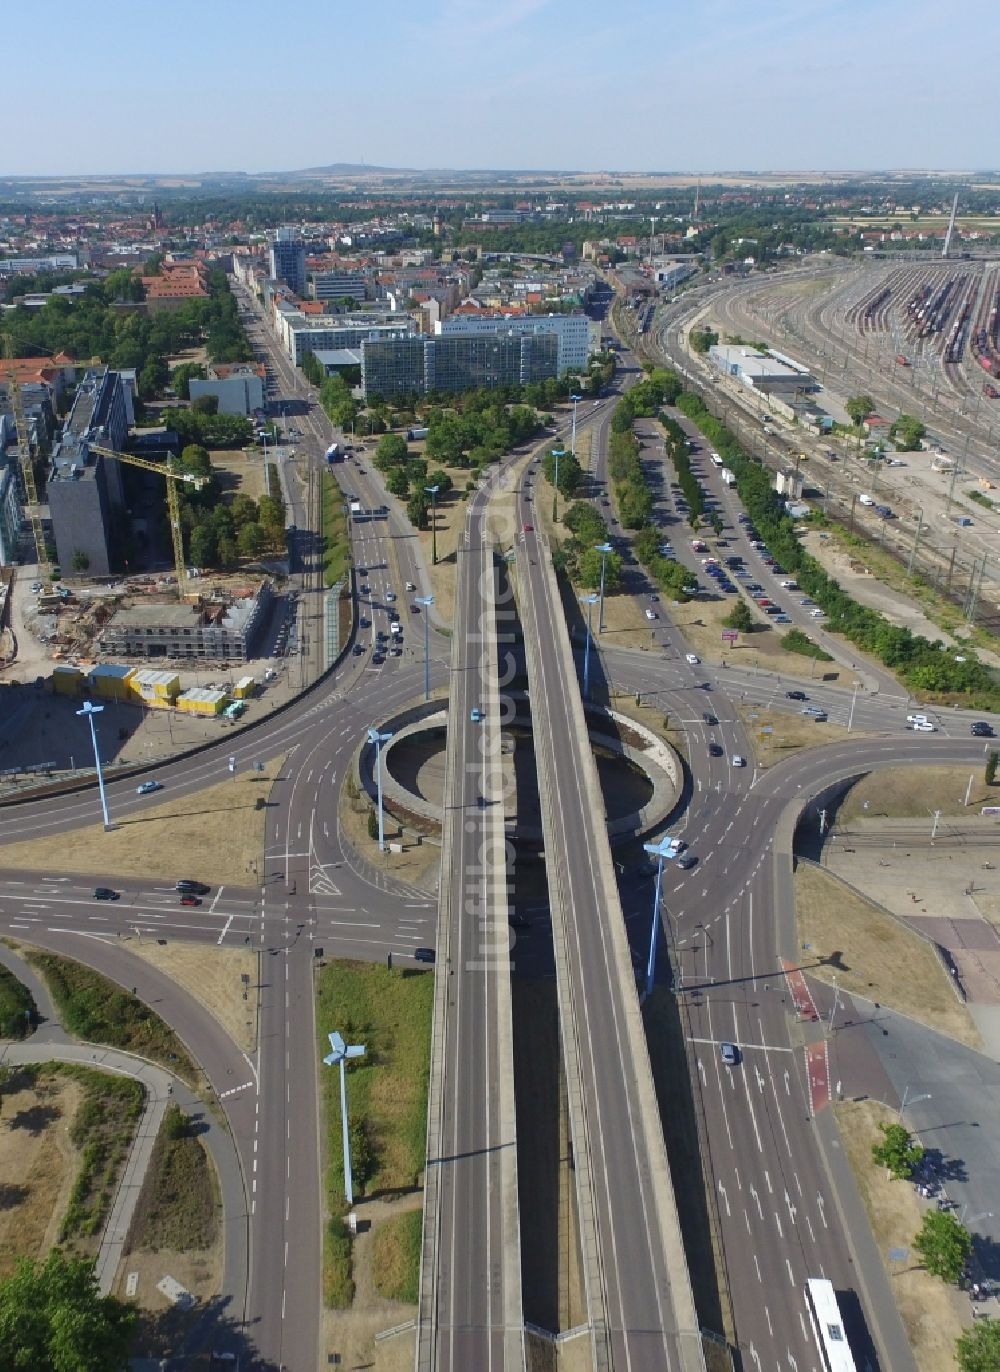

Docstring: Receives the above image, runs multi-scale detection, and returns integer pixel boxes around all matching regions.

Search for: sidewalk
[0,1037,173,1294]
[0,943,249,1324]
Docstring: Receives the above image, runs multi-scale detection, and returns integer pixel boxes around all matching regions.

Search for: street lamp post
[76,701,111,830]
[416,595,434,701]
[322,1031,366,1207]
[367,727,393,852]
[595,541,613,633]
[424,484,440,565]
[848,680,860,732]
[642,834,679,998]
[898,1085,932,1120]
[549,448,565,524]
[580,593,598,700]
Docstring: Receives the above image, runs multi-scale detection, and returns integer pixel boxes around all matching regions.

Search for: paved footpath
[0,942,248,1336]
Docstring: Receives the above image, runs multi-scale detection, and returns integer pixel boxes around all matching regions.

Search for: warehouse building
[708,344,818,401]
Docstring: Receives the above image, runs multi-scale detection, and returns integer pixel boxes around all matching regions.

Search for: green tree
[724,600,754,633]
[577,546,622,591]
[407,490,429,529]
[913,1209,972,1284]
[217,535,237,567]
[367,807,379,840]
[871,1122,924,1180]
[257,494,286,534]
[171,361,206,400]
[0,1250,136,1371]
[957,1317,1000,1371]
[236,522,267,559]
[846,394,876,426]
[890,414,926,451]
[188,523,217,568]
[386,467,409,498]
[191,394,219,416]
[300,350,324,387]
[986,751,998,786]
[374,433,409,472]
[230,493,259,528]
[70,550,90,573]
[689,327,719,355]
[426,469,454,496]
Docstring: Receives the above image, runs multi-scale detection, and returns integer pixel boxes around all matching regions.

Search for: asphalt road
[517,490,700,1367]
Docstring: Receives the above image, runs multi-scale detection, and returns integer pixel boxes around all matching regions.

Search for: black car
[175,880,210,895]
[708,743,723,757]
[786,690,807,701]
[677,853,698,870]
[703,712,717,725]
[971,721,995,737]
[94,887,119,901]
[414,947,436,964]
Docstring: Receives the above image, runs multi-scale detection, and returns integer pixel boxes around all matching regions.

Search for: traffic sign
[721,630,739,642]
[761,726,773,735]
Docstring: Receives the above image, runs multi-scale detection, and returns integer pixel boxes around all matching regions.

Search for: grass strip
[315,960,434,1308]
[48,1063,144,1246]
[371,1208,423,1303]
[25,952,199,1085]
[0,963,35,1039]
[130,1103,219,1252]
[321,470,352,588]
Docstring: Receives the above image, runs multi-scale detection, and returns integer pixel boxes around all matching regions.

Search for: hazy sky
[3,0,995,177]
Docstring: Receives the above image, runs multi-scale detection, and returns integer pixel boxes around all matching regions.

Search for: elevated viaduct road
[417,469,523,1370]
[517,506,703,1368]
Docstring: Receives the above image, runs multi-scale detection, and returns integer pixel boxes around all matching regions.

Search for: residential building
[270,229,307,297]
[140,261,209,310]
[435,311,594,373]
[0,458,22,564]
[46,368,132,576]
[361,331,559,400]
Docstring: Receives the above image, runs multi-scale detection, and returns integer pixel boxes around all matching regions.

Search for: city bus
[804,1278,857,1372]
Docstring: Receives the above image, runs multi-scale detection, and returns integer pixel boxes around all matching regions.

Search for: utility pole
[931,809,942,841]
[908,509,924,576]
[945,457,961,516]
[818,808,827,835]
[965,774,975,808]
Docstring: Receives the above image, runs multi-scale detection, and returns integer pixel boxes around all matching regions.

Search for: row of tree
[371,432,456,527]
[673,387,999,703]
[557,502,622,591]
[1,268,251,403]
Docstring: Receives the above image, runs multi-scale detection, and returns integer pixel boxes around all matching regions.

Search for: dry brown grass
[835,1098,967,1372]
[0,757,285,886]
[339,772,441,894]
[795,863,981,1047]
[210,447,267,503]
[125,942,258,1053]
[838,766,1000,822]
[0,1072,82,1277]
[734,704,866,766]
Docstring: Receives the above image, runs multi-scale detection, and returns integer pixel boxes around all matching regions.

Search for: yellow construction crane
[85,442,206,597]
[3,373,48,572]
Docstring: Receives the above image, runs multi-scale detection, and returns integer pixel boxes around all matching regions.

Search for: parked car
[971,722,995,737]
[785,690,807,701]
[179,895,202,907]
[175,880,210,895]
[93,887,119,901]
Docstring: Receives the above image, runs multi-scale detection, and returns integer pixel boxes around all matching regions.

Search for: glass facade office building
[361,332,559,400]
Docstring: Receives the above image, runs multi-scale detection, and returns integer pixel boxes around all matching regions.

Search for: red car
[179,895,202,907]
[523,523,534,532]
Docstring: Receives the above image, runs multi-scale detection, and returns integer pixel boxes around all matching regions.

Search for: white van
[390,621,402,637]
[859,494,875,507]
